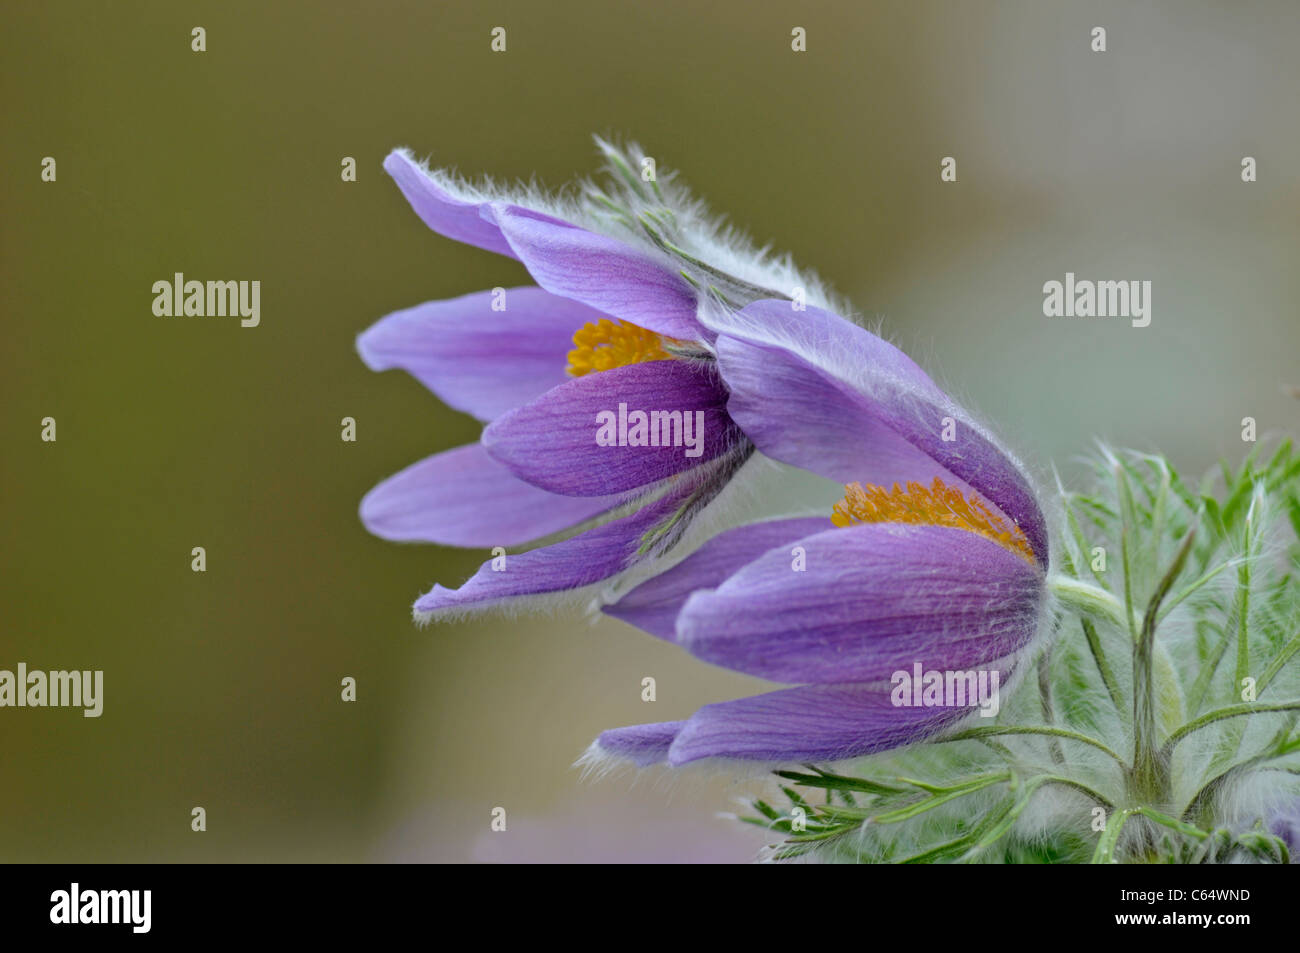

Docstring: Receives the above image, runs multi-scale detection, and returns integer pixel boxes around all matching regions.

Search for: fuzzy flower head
[358,140,838,621]
[588,304,1051,767]
[743,444,1299,863]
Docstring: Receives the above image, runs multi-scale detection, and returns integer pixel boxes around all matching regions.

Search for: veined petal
[586,722,686,769]
[715,301,1047,563]
[665,680,996,765]
[677,524,1044,685]
[359,444,623,548]
[357,287,608,422]
[603,517,827,640]
[413,481,695,620]
[486,205,701,341]
[716,332,947,486]
[707,298,946,401]
[383,149,522,258]
[482,360,740,497]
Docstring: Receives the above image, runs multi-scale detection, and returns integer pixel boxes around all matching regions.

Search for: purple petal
[383,149,520,258]
[358,287,608,422]
[883,407,1048,567]
[482,360,739,497]
[413,482,694,618]
[666,681,995,765]
[360,444,623,547]
[1269,801,1300,854]
[590,722,686,768]
[603,518,828,640]
[487,205,701,340]
[713,299,947,402]
[677,524,1044,684]
[715,301,1047,564]
[716,330,948,486]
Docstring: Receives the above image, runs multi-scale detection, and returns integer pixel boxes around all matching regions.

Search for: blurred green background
[2,0,1297,861]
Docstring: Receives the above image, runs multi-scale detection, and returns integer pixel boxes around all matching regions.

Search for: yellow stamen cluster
[566,319,676,376]
[831,477,1035,564]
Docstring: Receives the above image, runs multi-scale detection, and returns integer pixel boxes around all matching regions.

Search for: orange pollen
[565,319,677,376]
[831,477,1036,565]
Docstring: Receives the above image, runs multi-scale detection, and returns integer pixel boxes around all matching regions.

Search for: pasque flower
[352,140,1298,864]
[587,300,1050,766]
[357,142,836,620]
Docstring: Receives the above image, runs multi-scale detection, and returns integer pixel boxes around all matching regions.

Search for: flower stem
[1162,700,1300,756]
[1048,576,1129,629]
[1036,643,1066,765]
[1080,616,1125,712]
[941,725,1126,767]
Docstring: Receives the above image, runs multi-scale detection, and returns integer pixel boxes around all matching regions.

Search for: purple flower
[1268,801,1300,858]
[586,301,1049,767]
[358,144,829,621]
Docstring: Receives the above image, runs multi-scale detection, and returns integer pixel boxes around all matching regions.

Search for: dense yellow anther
[566,319,676,376]
[831,477,1036,564]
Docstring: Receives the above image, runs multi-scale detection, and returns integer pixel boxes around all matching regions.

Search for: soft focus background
[2,0,1297,862]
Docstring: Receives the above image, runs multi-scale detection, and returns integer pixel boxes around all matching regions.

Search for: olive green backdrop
[3,0,1297,861]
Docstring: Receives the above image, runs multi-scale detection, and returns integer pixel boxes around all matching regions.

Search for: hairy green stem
[1131,520,1197,802]
[1162,700,1300,757]
[1048,576,1130,630]
[941,724,1126,767]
